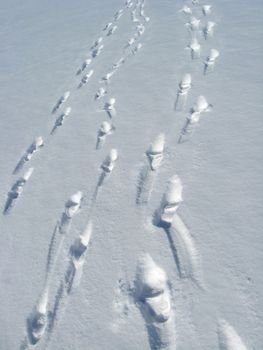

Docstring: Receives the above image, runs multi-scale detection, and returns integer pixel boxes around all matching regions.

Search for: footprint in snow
[76,58,92,76]
[175,73,192,111]
[4,167,34,214]
[178,95,213,144]
[203,21,216,40]
[13,136,44,174]
[52,91,70,114]
[96,121,115,150]
[78,69,94,88]
[134,254,177,350]
[50,107,71,135]
[136,134,165,205]
[203,49,220,75]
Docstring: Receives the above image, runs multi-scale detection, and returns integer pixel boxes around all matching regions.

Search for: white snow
[0,0,262,349]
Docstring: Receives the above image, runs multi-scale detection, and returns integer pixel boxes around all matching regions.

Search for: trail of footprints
[2,0,247,349]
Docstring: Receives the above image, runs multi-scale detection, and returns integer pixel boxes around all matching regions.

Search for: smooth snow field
[0,0,262,349]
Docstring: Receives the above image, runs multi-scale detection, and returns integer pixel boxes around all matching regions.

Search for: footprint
[131,9,140,23]
[131,42,143,55]
[13,137,44,174]
[185,16,201,33]
[76,58,92,76]
[107,25,118,36]
[202,5,212,16]
[114,9,124,22]
[92,45,104,58]
[178,96,213,143]
[45,192,82,282]
[100,71,115,85]
[59,191,82,234]
[204,49,220,75]
[179,5,193,15]
[94,87,107,101]
[96,121,115,150]
[146,133,165,171]
[125,0,133,9]
[137,23,145,36]
[175,73,192,111]
[50,107,71,135]
[103,22,112,31]
[157,175,183,225]
[52,91,70,114]
[137,134,165,205]
[78,69,94,88]
[113,57,125,70]
[90,37,103,51]
[178,112,201,144]
[100,149,118,175]
[103,98,117,119]
[124,36,137,50]
[65,221,93,293]
[135,254,176,350]
[192,95,213,114]
[27,288,49,345]
[4,167,34,214]
[186,35,201,60]
[203,21,216,40]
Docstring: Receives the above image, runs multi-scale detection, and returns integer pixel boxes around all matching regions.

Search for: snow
[0,0,262,349]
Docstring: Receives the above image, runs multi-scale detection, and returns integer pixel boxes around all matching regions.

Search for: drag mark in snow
[111,278,132,333]
[170,214,204,288]
[44,281,66,349]
[163,227,182,278]
[218,319,248,350]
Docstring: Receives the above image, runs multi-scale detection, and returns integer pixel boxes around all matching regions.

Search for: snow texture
[0,0,263,349]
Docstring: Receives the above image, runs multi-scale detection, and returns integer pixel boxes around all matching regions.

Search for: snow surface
[0,0,263,349]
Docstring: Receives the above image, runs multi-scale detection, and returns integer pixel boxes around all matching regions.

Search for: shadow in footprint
[152,209,182,278]
[164,227,182,278]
